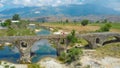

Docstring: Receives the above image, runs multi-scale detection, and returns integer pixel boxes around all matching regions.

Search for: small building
[11,20,20,23]
[0,20,5,23]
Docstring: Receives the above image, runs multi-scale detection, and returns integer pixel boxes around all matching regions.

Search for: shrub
[67,30,77,44]
[81,19,89,26]
[96,23,112,32]
[10,66,15,68]
[28,64,40,68]
[59,47,83,63]
[66,47,83,63]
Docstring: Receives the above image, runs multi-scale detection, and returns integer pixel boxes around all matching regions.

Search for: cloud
[0,3,3,7]
[1,0,85,7]
[1,0,120,11]
[108,2,120,11]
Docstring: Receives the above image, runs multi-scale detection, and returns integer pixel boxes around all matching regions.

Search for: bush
[66,47,83,63]
[5,65,9,68]
[81,19,89,26]
[58,52,66,62]
[96,23,112,32]
[10,66,15,68]
[12,14,20,20]
[1,19,11,27]
[59,47,83,63]
[28,64,40,68]
[67,30,77,44]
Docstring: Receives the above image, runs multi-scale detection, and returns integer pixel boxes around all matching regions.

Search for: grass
[89,23,120,29]
[28,64,41,68]
[0,28,36,36]
[77,38,89,46]
[96,43,120,58]
[40,23,100,33]
[40,22,120,33]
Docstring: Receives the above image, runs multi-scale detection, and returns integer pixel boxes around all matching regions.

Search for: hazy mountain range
[0,4,120,22]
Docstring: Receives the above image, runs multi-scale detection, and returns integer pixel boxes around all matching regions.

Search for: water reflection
[31,39,57,63]
[0,46,20,63]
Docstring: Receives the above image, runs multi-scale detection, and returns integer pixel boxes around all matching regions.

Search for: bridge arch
[77,38,93,48]
[20,41,28,48]
[102,36,120,45]
[30,39,58,62]
[96,38,100,44]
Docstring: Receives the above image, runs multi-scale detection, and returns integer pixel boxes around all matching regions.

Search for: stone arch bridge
[0,32,120,63]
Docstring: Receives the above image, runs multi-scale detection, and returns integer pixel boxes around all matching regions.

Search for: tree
[73,20,77,23]
[66,47,83,63]
[102,19,108,23]
[59,47,83,63]
[66,19,69,23]
[1,19,12,27]
[96,23,112,32]
[81,19,89,26]
[67,30,77,44]
[12,14,20,20]
[96,21,100,23]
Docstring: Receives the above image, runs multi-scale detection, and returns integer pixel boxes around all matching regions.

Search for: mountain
[0,4,120,18]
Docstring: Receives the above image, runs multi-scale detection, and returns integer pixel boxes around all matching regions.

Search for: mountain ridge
[0,4,120,18]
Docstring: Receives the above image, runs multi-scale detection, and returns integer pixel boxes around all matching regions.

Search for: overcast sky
[0,0,120,11]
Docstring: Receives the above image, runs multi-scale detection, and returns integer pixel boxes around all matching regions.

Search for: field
[40,23,100,33]
[95,43,120,58]
[40,22,120,33]
[89,23,120,32]
[0,28,35,36]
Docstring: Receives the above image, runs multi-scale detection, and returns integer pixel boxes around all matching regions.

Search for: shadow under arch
[103,36,120,45]
[96,38,100,44]
[77,38,92,49]
[31,39,57,63]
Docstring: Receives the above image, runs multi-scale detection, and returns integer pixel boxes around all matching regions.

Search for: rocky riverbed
[80,56,120,68]
[38,49,120,68]
[38,57,68,68]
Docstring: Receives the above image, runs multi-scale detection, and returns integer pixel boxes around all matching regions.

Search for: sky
[0,0,120,11]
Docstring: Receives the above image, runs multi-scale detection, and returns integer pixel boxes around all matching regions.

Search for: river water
[0,28,57,63]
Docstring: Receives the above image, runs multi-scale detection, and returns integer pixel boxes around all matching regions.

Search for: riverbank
[80,56,120,68]
[37,57,68,68]
[0,51,120,68]
[0,61,27,68]
[79,49,120,68]
[36,48,120,68]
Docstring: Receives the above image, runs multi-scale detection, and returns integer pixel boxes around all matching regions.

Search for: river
[0,28,57,63]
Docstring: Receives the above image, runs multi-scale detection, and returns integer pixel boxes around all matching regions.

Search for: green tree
[67,30,77,44]
[97,23,112,32]
[66,19,69,23]
[73,20,77,23]
[81,19,89,26]
[5,19,11,26]
[1,19,12,27]
[12,14,20,20]
[59,52,67,61]
[102,19,108,23]
[59,47,83,63]
[96,21,100,23]
[66,47,83,63]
